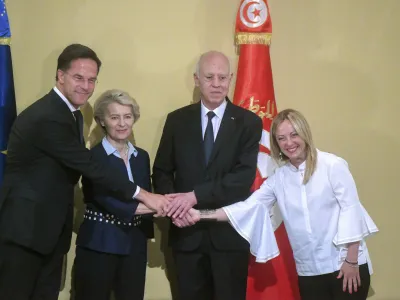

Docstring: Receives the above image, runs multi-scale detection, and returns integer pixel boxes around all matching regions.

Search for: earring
[279,152,283,160]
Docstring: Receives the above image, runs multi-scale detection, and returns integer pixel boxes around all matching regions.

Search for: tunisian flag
[232,1,300,299]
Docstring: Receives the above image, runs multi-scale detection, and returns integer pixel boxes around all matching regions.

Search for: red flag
[233,1,301,299]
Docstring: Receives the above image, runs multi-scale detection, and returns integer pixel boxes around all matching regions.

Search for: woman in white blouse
[173,109,378,300]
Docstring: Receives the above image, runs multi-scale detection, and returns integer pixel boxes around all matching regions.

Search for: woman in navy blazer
[73,89,155,300]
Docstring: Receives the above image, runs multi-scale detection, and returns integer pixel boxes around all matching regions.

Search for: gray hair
[93,89,140,130]
[194,51,231,77]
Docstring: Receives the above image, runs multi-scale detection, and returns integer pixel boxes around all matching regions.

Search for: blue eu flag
[0,0,16,184]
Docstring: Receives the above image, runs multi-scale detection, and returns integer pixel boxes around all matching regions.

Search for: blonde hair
[270,109,317,184]
[93,89,140,132]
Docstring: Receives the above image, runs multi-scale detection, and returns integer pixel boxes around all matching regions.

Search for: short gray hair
[93,89,140,129]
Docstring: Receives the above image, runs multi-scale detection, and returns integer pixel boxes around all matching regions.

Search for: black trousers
[0,240,64,300]
[73,246,147,300]
[173,231,249,300]
[298,263,370,300]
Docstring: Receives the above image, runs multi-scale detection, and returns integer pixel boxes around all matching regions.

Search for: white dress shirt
[53,87,140,197]
[201,99,227,140]
[54,86,77,113]
[224,150,378,276]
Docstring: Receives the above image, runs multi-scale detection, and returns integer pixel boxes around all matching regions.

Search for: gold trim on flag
[235,32,271,46]
[0,37,11,46]
[1,150,7,155]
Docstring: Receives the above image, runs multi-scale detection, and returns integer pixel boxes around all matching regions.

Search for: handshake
[143,191,201,227]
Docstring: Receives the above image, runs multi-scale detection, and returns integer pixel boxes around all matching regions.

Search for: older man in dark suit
[152,51,262,300]
[0,44,168,300]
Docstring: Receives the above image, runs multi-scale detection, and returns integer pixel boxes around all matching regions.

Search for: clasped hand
[145,193,172,217]
[171,208,200,227]
[165,191,197,218]
[153,192,201,227]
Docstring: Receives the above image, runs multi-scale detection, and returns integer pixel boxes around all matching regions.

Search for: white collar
[102,137,138,158]
[287,160,306,172]
[200,99,227,119]
[286,149,321,172]
[53,86,78,113]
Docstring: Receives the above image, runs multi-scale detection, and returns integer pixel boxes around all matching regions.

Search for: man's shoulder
[230,102,257,117]
[18,90,62,119]
[163,103,199,128]
[12,93,54,129]
[229,103,262,127]
[168,102,198,117]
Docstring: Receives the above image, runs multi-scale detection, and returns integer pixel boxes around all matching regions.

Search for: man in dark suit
[0,44,167,300]
[152,51,262,300]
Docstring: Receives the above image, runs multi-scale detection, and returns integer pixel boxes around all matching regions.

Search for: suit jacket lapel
[50,89,75,121]
[188,102,207,168]
[207,101,236,167]
[50,89,82,142]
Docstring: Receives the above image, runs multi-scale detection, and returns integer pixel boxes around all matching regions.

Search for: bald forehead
[198,51,230,74]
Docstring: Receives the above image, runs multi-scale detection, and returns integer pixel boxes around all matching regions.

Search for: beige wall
[7,0,399,299]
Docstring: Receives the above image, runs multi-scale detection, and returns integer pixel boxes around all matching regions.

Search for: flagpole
[232,1,300,299]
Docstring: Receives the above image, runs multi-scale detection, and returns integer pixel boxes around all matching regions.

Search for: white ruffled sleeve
[330,157,379,246]
[223,177,280,263]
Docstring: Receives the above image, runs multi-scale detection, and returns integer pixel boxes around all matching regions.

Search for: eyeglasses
[64,72,98,86]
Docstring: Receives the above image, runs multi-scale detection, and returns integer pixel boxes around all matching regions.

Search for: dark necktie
[204,111,216,165]
[73,110,84,144]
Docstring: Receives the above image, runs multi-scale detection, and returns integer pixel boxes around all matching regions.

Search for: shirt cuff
[133,186,141,198]
[333,203,379,246]
[223,200,280,263]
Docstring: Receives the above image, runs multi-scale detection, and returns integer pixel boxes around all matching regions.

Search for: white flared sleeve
[223,177,280,263]
[330,157,379,246]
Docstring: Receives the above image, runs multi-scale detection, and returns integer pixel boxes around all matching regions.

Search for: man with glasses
[0,44,168,300]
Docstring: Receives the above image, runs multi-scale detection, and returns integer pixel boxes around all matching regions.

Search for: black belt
[84,209,142,227]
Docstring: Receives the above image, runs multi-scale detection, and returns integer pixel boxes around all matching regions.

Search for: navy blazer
[76,142,154,255]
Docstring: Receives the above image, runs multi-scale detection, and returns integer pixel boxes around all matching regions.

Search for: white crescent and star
[239,0,268,29]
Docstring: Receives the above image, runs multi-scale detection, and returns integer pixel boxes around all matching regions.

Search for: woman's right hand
[172,208,200,227]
